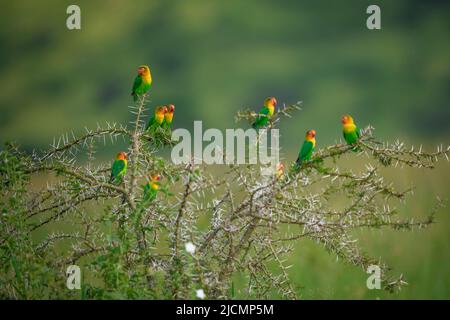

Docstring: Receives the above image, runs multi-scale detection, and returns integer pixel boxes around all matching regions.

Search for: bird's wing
[252,106,270,128]
[112,160,126,178]
[299,140,314,161]
[143,183,151,196]
[344,130,359,144]
[356,126,361,138]
[131,75,143,95]
[144,184,157,201]
[258,106,270,115]
[145,116,155,130]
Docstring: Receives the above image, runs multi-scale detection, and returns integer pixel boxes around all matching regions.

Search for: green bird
[146,105,168,131]
[143,174,161,202]
[341,115,361,151]
[275,162,285,180]
[110,152,128,185]
[163,104,175,129]
[131,65,152,102]
[252,97,277,129]
[296,129,316,167]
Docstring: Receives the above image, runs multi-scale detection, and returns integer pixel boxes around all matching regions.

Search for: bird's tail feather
[110,174,120,185]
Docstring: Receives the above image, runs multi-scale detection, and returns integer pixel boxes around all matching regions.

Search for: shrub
[0,97,448,299]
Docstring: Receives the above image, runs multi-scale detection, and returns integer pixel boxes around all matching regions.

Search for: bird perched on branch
[131,65,152,102]
[146,105,168,131]
[296,130,316,167]
[143,174,161,201]
[163,104,175,129]
[341,115,361,151]
[252,97,277,129]
[110,152,128,185]
[275,162,285,180]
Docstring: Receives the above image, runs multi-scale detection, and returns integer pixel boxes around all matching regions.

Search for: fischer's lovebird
[110,152,128,185]
[143,174,161,201]
[131,65,152,102]
[252,97,277,129]
[163,104,175,129]
[275,162,285,180]
[296,130,316,167]
[146,106,168,130]
[341,115,361,151]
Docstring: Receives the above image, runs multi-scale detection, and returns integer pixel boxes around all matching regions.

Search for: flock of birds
[110,65,362,201]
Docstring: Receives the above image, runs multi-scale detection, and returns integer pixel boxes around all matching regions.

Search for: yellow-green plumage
[296,130,316,167]
[143,175,161,202]
[341,115,361,151]
[163,104,175,129]
[131,65,152,102]
[110,152,128,185]
[146,106,167,131]
[252,97,277,129]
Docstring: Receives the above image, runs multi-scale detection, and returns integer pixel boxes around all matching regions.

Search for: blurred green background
[1,0,449,299]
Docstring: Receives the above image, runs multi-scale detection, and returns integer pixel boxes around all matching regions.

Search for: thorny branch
[0,100,449,299]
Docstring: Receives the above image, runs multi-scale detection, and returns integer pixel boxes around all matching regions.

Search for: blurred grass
[288,162,450,299]
[1,0,450,299]
[226,160,450,299]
